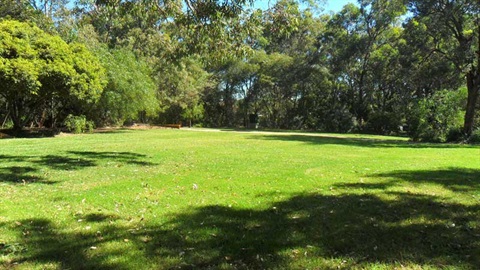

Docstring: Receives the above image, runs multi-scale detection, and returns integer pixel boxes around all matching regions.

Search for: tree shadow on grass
[250,134,478,149]
[83,213,120,223]
[68,151,156,166]
[0,151,155,184]
[0,166,56,184]
[365,167,480,192]
[34,155,96,170]
[9,218,129,270]
[144,193,479,269]
[9,189,479,269]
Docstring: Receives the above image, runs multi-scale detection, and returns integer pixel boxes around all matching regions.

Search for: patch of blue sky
[252,0,356,13]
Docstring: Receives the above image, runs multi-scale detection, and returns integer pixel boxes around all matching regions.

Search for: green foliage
[365,111,402,135]
[91,45,158,126]
[0,0,55,31]
[63,114,94,134]
[408,88,466,142]
[1,0,478,143]
[446,126,466,143]
[322,0,408,129]
[157,57,213,125]
[408,0,480,135]
[315,105,355,133]
[250,51,296,128]
[0,20,106,130]
[469,128,480,144]
[262,0,302,50]
[181,103,204,127]
[69,43,107,102]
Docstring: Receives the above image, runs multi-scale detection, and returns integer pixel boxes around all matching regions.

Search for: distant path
[182,127,407,141]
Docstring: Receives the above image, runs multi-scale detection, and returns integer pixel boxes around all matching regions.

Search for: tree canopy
[0,19,105,130]
[0,0,479,142]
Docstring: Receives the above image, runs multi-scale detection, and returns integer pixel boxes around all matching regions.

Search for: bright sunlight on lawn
[1,129,479,269]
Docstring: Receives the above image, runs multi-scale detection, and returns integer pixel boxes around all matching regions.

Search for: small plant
[63,115,95,134]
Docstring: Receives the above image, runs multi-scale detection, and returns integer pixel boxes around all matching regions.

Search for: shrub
[316,106,355,133]
[407,88,466,142]
[64,115,95,134]
[366,111,402,135]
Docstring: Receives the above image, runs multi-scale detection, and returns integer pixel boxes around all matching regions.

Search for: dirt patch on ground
[96,124,180,132]
[95,125,166,132]
[122,124,161,130]
[54,132,75,137]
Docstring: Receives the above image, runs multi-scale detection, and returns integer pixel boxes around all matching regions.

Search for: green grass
[0,128,479,269]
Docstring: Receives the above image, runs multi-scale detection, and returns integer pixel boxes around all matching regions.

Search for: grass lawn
[0,128,479,269]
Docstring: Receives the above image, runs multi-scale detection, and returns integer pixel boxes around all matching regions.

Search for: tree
[253,51,295,128]
[27,0,68,19]
[321,0,406,130]
[0,0,54,31]
[205,1,329,129]
[178,0,256,63]
[0,0,35,20]
[74,0,256,64]
[156,56,213,126]
[74,24,158,125]
[91,46,159,126]
[0,20,106,130]
[408,0,480,135]
[75,0,176,47]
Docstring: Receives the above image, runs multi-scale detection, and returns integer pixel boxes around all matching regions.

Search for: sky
[324,0,355,13]
[253,0,356,13]
[64,0,355,14]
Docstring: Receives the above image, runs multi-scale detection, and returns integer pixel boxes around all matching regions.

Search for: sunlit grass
[1,128,479,269]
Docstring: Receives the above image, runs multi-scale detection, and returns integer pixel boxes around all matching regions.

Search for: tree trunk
[464,71,480,136]
[464,21,480,136]
[1,111,10,129]
[9,101,24,132]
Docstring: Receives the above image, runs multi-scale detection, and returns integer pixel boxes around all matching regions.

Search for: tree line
[0,0,479,142]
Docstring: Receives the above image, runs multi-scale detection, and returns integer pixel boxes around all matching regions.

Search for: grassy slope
[0,129,479,269]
